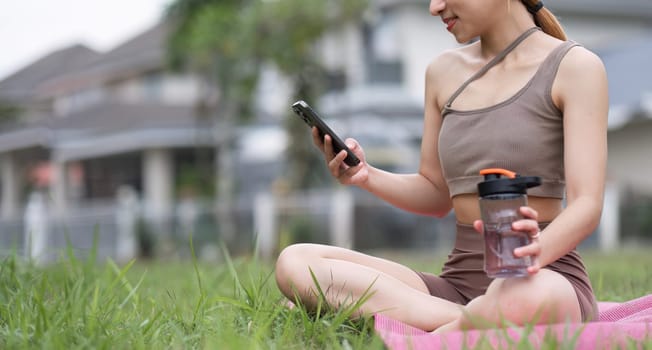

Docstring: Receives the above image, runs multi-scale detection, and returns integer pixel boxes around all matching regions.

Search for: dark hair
[521,0,567,41]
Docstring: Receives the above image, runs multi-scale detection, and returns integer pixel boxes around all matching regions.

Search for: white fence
[1,191,135,264]
[0,185,623,264]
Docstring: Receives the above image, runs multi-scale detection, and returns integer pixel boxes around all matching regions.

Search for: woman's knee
[276,243,318,274]
[274,243,320,296]
[471,271,581,327]
[504,272,579,322]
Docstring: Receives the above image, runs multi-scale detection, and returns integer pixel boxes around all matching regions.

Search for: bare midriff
[452,193,563,225]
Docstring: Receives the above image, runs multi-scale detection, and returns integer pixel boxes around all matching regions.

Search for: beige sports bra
[438,27,580,199]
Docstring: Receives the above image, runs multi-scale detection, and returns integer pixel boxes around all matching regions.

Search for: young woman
[275,0,608,332]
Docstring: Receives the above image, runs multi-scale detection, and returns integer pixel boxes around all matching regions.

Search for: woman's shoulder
[425,44,479,109]
[425,43,479,108]
[427,44,476,75]
[559,43,605,72]
[556,43,607,88]
[426,43,478,90]
[552,41,608,110]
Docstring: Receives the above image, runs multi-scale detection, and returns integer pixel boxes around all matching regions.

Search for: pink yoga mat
[375,294,652,350]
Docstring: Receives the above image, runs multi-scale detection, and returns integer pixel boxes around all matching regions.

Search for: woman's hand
[311,127,369,186]
[473,206,543,275]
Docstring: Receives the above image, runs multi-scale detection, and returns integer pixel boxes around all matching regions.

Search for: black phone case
[291,100,361,167]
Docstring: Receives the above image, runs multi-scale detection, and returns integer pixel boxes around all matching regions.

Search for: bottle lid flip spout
[477,168,541,197]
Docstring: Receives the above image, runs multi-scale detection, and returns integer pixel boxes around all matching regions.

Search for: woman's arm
[320,59,453,217]
[524,46,609,268]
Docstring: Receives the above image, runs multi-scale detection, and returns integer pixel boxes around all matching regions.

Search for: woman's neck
[478,7,537,59]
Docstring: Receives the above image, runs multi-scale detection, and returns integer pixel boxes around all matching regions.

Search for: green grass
[0,244,650,349]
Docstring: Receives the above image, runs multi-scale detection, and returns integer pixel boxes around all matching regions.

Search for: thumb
[345,138,357,150]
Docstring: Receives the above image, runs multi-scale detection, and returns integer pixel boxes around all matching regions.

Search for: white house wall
[110,73,201,106]
[255,64,294,118]
[160,74,202,105]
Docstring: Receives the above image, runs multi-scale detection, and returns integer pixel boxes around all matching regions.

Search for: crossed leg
[275,243,583,333]
[274,243,462,331]
[434,269,582,333]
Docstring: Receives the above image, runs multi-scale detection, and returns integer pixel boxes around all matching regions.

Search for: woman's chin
[452,33,477,45]
[449,30,469,44]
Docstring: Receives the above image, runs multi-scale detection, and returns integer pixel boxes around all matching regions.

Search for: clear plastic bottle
[477,168,541,278]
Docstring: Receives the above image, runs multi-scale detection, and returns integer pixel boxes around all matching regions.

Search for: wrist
[358,165,376,192]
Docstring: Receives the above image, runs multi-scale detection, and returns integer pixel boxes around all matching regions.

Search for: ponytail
[521,0,567,41]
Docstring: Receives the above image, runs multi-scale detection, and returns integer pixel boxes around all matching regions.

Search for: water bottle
[477,168,541,278]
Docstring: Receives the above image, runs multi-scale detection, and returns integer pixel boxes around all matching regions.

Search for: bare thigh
[275,243,462,331]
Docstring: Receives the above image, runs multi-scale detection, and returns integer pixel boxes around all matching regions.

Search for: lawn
[0,244,650,349]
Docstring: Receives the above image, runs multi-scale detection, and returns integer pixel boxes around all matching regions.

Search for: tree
[165,0,368,235]
[254,0,368,189]
[167,0,263,240]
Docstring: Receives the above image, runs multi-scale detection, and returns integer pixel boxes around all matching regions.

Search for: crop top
[438,28,579,199]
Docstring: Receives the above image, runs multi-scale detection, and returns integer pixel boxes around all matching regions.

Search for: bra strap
[442,27,541,114]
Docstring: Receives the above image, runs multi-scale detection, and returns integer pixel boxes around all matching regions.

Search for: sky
[0,0,172,80]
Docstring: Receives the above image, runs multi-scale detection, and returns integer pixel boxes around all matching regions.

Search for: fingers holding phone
[322,132,367,185]
[293,100,366,184]
[311,126,326,153]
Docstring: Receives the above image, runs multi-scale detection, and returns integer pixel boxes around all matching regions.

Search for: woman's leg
[275,243,463,331]
[434,269,582,333]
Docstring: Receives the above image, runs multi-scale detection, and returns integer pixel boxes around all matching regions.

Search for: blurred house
[0,0,651,261]
[0,23,218,261]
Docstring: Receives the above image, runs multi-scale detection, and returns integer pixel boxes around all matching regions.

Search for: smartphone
[291,100,361,167]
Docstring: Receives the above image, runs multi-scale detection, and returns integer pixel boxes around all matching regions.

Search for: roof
[51,102,216,162]
[37,22,169,96]
[0,45,100,103]
[0,21,168,103]
[0,126,51,153]
[51,100,203,135]
[53,127,215,162]
[0,101,218,158]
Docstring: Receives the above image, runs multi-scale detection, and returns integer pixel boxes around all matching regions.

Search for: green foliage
[167,0,367,75]
[176,164,215,198]
[0,101,22,125]
[167,1,260,120]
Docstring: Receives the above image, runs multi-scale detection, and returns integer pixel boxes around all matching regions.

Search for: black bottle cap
[477,168,541,197]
